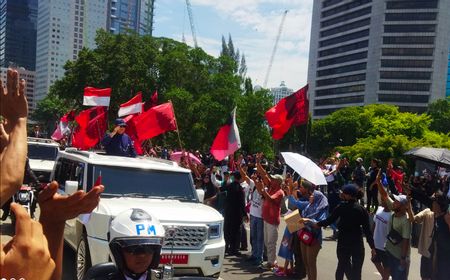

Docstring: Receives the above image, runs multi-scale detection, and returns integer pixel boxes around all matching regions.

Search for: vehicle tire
[76,232,92,280]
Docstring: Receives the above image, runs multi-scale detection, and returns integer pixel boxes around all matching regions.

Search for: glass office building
[307,0,450,118]
[0,0,38,70]
[108,0,154,36]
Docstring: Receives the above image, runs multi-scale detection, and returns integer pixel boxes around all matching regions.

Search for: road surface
[1,210,421,280]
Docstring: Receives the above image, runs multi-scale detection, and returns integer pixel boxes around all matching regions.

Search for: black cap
[114,118,127,127]
[342,184,359,197]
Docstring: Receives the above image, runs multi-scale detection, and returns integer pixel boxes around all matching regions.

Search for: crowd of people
[169,149,450,280]
[1,67,450,280]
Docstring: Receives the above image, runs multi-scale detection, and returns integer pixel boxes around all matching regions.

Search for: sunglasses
[122,245,155,255]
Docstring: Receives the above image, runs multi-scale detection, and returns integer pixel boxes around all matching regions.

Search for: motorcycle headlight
[18,192,30,201]
[208,223,222,240]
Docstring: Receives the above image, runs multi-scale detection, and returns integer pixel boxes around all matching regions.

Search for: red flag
[118,92,142,117]
[143,90,158,111]
[132,102,177,141]
[210,107,241,161]
[72,106,107,150]
[83,87,111,106]
[123,114,144,155]
[265,85,309,140]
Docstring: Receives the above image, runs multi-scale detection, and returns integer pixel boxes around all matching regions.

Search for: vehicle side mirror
[65,180,79,195]
[196,189,205,203]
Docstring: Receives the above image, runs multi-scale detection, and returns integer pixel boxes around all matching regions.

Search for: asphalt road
[1,210,421,280]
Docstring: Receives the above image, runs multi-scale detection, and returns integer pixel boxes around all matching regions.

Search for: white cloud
[158,0,313,89]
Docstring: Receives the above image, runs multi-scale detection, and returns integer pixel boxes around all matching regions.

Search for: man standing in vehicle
[101,119,136,158]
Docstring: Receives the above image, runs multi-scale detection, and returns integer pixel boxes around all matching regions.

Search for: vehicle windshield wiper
[101,193,122,197]
[165,195,196,202]
[122,193,152,198]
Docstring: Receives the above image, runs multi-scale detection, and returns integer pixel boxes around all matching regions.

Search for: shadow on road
[222,255,298,280]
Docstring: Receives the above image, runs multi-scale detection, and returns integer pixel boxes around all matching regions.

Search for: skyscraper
[35,0,155,103]
[35,0,108,102]
[447,46,450,98]
[307,0,450,118]
[108,0,154,36]
[0,0,38,70]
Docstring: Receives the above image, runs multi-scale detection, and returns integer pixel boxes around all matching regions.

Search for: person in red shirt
[255,160,284,270]
[387,160,404,194]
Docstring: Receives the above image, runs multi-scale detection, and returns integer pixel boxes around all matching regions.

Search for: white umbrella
[281,152,327,186]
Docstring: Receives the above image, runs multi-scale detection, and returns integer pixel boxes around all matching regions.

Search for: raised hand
[0,203,55,280]
[0,69,28,122]
[38,181,104,223]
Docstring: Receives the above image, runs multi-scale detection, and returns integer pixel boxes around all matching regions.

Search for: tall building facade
[270,81,293,105]
[35,0,108,102]
[307,0,450,118]
[35,0,155,103]
[1,67,36,114]
[447,47,450,98]
[0,0,38,70]
[108,0,154,36]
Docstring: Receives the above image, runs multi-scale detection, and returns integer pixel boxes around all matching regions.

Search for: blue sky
[153,0,313,90]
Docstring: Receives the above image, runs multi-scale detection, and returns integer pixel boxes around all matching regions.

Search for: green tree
[427,99,450,134]
[35,30,265,153]
[237,88,274,157]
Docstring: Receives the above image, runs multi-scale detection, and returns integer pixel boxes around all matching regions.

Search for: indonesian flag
[118,92,143,117]
[265,84,309,140]
[132,102,177,141]
[83,87,111,107]
[210,107,241,161]
[72,106,107,150]
[51,110,75,141]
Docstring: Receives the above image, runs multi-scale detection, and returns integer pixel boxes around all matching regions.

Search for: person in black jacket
[309,184,375,280]
[220,171,246,256]
[101,118,136,158]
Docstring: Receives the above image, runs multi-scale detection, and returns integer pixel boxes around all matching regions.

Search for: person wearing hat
[376,171,411,280]
[255,161,284,270]
[101,118,136,158]
[307,184,375,280]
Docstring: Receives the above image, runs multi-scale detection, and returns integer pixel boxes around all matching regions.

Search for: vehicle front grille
[163,225,208,250]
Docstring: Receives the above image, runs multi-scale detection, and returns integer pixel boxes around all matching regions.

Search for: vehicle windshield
[28,144,59,161]
[93,165,197,202]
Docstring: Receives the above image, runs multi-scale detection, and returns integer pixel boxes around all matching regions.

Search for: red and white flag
[118,92,143,117]
[51,110,75,141]
[210,107,241,161]
[83,87,111,107]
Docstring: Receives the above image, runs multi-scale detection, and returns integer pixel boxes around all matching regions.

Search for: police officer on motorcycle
[84,208,165,280]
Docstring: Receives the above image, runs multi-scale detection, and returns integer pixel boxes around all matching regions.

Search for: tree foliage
[33,31,267,153]
[427,98,450,134]
[309,103,450,164]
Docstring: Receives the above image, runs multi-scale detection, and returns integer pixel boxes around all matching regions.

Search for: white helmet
[109,208,165,274]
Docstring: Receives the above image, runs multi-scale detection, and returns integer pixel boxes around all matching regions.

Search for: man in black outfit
[313,184,375,280]
[101,119,136,158]
[220,171,246,256]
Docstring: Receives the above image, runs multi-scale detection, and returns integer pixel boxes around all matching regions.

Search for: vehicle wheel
[76,232,91,280]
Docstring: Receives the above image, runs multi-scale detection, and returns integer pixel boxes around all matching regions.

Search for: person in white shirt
[239,165,264,266]
[372,198,391,280]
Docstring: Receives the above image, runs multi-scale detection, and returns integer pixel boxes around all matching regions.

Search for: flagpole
[304,114,310,154]
[169,100,183,151]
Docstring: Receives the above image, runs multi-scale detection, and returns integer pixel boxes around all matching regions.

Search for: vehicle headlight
[208,223,222,239]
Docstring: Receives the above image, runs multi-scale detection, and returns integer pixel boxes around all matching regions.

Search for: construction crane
[185,0,198,48]
[263,10,288,88]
